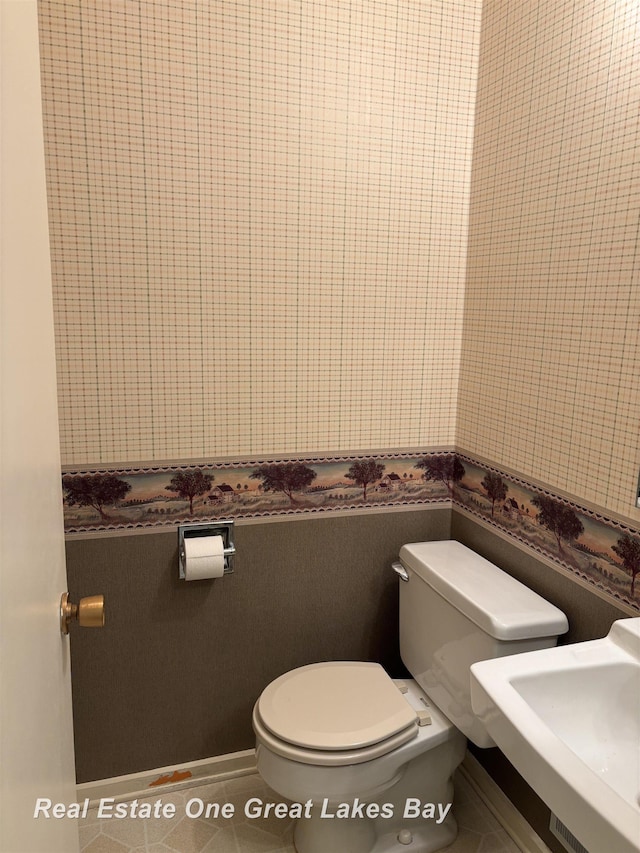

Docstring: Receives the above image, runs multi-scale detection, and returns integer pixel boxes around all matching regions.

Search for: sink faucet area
[470,618,640,853]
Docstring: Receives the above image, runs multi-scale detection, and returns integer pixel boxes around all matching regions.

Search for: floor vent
[549,814,590,853]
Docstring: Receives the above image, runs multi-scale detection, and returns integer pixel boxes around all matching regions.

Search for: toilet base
[288,737,465,853]
[293,808,457,853]
[294,810,376,853]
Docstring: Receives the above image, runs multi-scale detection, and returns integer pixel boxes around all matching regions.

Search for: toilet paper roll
[183,534,225,580]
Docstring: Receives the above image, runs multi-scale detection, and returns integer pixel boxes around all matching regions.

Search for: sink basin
[470,618,640,853]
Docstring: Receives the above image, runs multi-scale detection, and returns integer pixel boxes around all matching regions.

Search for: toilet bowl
[253,541,569,853]
[253,667,466,853]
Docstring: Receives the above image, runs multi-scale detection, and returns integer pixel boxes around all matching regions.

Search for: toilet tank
[398,540,568,747]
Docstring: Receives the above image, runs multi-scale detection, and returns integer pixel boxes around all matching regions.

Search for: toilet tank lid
[399,541,568,641]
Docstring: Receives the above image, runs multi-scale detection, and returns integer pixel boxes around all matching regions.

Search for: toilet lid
[257,662,417,751]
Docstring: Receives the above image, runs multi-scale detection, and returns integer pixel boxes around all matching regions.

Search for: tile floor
[79,770,522,853]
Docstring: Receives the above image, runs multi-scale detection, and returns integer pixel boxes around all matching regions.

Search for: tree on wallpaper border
[345,459,385,501]
[165,469,213,515]
[531,494,584,553]
[612,534,640,597]
[62,473,131,520]
[415,454,465,494]
[250,462,317,504]
[481,471,508,517]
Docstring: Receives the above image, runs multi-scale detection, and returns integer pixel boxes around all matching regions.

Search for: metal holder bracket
[178,521,235,579]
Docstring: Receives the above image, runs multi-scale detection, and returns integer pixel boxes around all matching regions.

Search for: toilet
[253,540,568,853]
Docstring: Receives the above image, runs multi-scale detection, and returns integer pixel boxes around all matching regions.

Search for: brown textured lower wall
[452,510,629,853]
[66,507,449,783]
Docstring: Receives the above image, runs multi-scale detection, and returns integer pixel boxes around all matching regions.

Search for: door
[0,2,80,851]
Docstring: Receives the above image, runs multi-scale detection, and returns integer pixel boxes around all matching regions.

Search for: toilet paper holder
[178,521,235,578]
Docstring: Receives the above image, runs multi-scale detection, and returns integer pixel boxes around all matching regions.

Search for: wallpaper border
[61,450,452,534]
[61,449,640,612]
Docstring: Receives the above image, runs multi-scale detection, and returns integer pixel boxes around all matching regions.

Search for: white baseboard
[76,749,258,806]
[460,752,552,853]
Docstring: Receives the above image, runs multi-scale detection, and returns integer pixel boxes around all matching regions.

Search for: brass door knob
[60,592,105,634]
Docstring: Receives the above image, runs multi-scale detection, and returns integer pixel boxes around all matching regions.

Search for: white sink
[470,618,640,853]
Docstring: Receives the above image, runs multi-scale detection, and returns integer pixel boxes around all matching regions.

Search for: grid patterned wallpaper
[458,0,640,524]
[38,0,481,466]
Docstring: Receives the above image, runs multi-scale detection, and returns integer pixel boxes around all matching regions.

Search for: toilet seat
[254,662,419,767]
